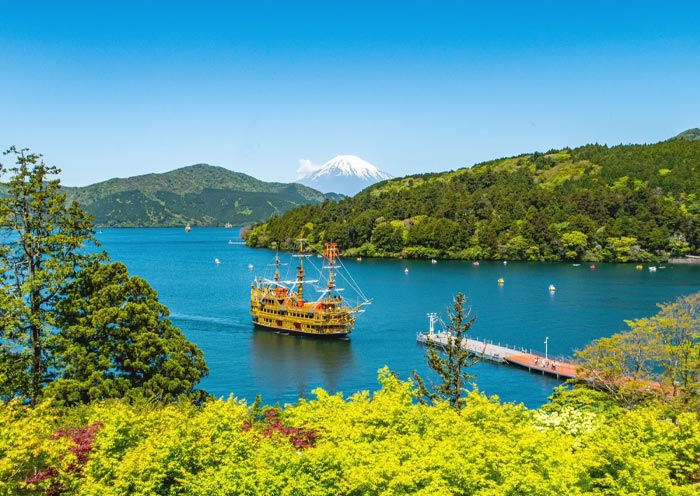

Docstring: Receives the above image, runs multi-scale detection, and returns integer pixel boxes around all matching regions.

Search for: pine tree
[412,292,478,410]
[49,261,209,404]
[0,147,100,404]
[0,147,209,405]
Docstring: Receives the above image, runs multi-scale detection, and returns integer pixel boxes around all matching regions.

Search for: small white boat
[503,261,507,265]
[497,278,504,285]
[649,266,657,272]
[248,264,254,269]
[215,258,221,265]
[404,268,409,274]
[548,284,556,292]
[431,259,437,264]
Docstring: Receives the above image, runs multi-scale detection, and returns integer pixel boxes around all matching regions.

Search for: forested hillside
[61,164,341,227]
[245,136,700,262]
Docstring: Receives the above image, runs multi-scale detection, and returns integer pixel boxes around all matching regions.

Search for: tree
[412,293,478,410]
[574,323,660,409]
[561,230,588,261]
[370,222,405,253]
[47,261,209,405]
[574,292,700,409]
[0,147,209,406]
[0,147,100,404]
[651,293,700,404]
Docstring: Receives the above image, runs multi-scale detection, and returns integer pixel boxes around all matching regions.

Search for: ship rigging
[250,240,370,338]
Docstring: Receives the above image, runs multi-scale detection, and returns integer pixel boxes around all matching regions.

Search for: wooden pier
[416,315,578,380]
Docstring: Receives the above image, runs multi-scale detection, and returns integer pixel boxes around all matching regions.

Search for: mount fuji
[297,155,393,196]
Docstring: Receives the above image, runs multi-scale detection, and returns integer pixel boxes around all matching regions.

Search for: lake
[96,227,700,409]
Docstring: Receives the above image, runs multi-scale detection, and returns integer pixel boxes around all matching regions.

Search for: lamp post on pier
[544,337,549,361]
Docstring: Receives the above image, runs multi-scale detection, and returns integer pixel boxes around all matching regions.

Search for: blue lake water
[96,227,700,409]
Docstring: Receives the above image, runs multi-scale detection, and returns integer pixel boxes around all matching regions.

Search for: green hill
[675,128,700,141]
[245,132,700,263]
[62,164,342,227]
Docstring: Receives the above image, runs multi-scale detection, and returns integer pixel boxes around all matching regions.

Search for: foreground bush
[1,369,699,495]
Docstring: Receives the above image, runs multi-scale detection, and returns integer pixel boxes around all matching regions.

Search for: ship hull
[252,321,349,339]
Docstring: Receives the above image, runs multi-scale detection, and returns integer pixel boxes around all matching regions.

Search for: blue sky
[2,1,699,186]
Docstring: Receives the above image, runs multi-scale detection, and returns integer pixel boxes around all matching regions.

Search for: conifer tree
[412,292,478,410]
[0,147,208,405]
[0,147,100,404]
[49,261,209,404]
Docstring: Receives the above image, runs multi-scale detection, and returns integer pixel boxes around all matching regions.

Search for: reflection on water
[251,329,356,401]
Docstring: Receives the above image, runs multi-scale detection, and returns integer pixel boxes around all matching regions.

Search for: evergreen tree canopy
[412,293,478,410]
[48,261,209,405]
[0,147,100,404]
[1,147,208,405]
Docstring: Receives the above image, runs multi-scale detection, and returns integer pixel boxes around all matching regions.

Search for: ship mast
[274,248,281,282]
[296,239,306,304]
[323,242,338,297]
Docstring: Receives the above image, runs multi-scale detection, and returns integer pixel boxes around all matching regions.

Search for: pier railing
[416,332,579,380]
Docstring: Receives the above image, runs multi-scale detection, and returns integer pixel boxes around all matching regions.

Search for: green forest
[4,147,700,495]
[245,135,700,263]
[60,164,341,228]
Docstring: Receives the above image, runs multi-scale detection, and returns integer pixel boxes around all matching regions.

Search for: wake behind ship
[250,241,370,338]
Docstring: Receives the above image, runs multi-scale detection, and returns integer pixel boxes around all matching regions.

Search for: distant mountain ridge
[298,155,393,195]
[63,164,341,228]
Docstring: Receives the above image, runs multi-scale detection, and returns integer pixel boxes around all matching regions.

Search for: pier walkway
[416,318,578,381]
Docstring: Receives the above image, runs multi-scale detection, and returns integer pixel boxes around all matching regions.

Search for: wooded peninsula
[245,132,700,263]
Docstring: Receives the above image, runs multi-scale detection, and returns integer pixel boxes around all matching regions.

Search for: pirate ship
[250,241,370,338]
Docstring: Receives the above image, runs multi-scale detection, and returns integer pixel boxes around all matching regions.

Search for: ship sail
[250,240,371,338]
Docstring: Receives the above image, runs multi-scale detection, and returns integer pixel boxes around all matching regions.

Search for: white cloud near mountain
[296,155,393,195]
[296,159,322,179]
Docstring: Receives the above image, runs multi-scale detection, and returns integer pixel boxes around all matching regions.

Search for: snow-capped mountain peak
[297,155,392,196]
[313,155,391,181]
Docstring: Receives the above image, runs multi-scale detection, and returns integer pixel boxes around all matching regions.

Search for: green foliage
[674,128,700,142]
[246,139,700,262]
[48,261,209,405]
[2,370,700,495]
[1,148,209,407]
[561,230,589,261]
[0,147,102,405]
[62,164,336,227]
[370,221,406,254]
[413,293,478,410]
[575,292,700,411]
